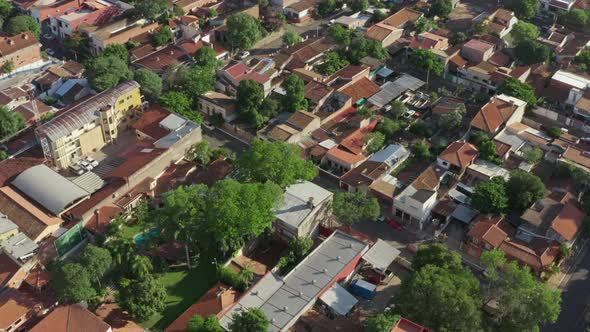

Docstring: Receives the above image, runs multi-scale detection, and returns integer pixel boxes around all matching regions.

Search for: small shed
[362,239,400,273]
[319,283,358,316]
[334,16,362,29]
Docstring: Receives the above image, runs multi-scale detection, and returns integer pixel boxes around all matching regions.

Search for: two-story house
[470,94,527,137]
[436,141,479,176]
[0,32,42,75]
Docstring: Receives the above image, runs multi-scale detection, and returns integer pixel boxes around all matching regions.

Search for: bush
[218,266,252,292]
[546,127,562,138]
[409,120,430,137]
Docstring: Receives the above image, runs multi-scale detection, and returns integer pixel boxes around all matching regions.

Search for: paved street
[202,126,249,156]
[543,246,590,332]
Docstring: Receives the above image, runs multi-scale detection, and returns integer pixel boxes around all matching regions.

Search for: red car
[388,219,404,231]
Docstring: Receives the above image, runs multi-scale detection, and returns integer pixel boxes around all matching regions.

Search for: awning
[362,239,400,271]
[319,283,358,316]
[451,204,478,224]
[377,67,394,78]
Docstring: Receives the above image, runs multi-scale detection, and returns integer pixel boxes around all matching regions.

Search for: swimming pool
[134,228,161,246]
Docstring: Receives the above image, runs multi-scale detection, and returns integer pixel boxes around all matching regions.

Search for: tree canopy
[187,315,223,332]
[506,0,540,20]
[376,117,402,140]
[409,49,443,84]
[428,0,452,19]
[364,132,386,154]
[226,13,262,50]
[152,25,173,46]
[119,276,166,321]
[283,30,303,46]
[328,24,353,45]
[412,243,463,271]
[0,0,13,23]
[365,313,401,332]
[350,0,369,12]
[195,46,222,69]
[102,44,129,63]
[87,55,132,91]
[183,65,215,101]
[236,79,267,128]
[135,0,169,20]
[0,105,25,139]
[282,74,308,112]
[471,177,508,214]
[318,0,340,17]
[506,170,546,211]
[133,68,162,101]
[6,15,40,38]
[514,40,549,65]
[317,51,349,75]
[228,308,269,332]
[159,91,202,123]
[497,78,537,106]
[235,139,317,187]
[332,191,380,225]
[348,36,388,63]
[511,21,540,44]
[52,263,96,303]
[80,244,112,286]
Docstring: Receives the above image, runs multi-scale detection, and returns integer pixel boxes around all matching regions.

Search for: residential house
[14,99,55,126]
[284,0,317,23]
[408,32,449,51]
[365,8,423,48]
[436,141,479,176]
[29,304,112,332]
[367,74,425,108]
[217,61,273,96]
[334,15,362,29]
[460,159,509,192]
[461,39,495,63]
[432,96,465,116]
[466,214,560,274]
[322,119,377,174]
[340,144,410,193]
[262,110,321,143]
[0,32,42,74]
[393,165,447,226]
[485,9,518,38]
[517,189,584,245]
[555,33,590,65]
[2,232,39,261]
[79,18,159,55]
[560,146,590,172]
[271,0,299,8]
[274,181,333,242]
[47,0,122,41]
[545,70,590,116]
[133,44,193,74]
[540,0,577,12]
[35,80,143,169]
[494,122,553,157]
[199,91,237,122]
[0,85,33,110]
[0,289,37,332]
[470,94,527,136]
[170,15,200,40]
[274,37,336,72]
[173,0,217,14]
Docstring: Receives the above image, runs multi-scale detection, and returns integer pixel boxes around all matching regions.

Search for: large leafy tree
[159,91,202,123]
[276,237,314,274]
[0,105,25,139]
[428,0,452,19]
[152,25,173,46]
[228,308,269,332]
[497,77,537,106]
[396,265,482,332]
[514,40,549,65]
[133,68,162,101]
[6,16,40,38]
[510,21,540,44]
[102,44,129,63]
[497,262,561,332]
[412,243,463,271]
[226,13,262,50]
[283,30,303,46]
[183,65,215,101]
[130,255,153,279]
[318,0,339,17]
[506,0,540,20]
[187,315,223,332]
[328,24,353,45]
[0,0,13,22]
[471,177,508,214]
[52,263,96,303]
[87,55,132,91]
[365,313,400,332]
[376,118,402,140]
[409,49,443,86]
[235,139,317,187]
[236,79,266,128]
[436,105,465,132]
[136,0,169,20]
[317,51,349,75]
[333,191,380,226]
[187,140,212,165]
[80,244,112,287]
[506,170,546,211]
[282,74,307,112]
[480,248,506,282]
[194,46,221,70]
[560,9,589,31]
[350,0,369,12]
[364,132,386,154]
[119,276,166,321]
[348,36,388,63]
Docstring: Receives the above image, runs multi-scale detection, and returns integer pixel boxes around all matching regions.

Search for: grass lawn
[140,263,218,330]
[118,222,144,240]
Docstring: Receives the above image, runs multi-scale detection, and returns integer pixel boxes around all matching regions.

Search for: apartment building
[79,18,159,55]
[48,0,121,40]
[35,80,142,169]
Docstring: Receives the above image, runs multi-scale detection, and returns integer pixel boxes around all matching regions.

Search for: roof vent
[337,255,342,261]
[283,306,289,312]
[323,268,328,273]
[298,291,304,297]
[312,279,316,284]
[348,243,354,249]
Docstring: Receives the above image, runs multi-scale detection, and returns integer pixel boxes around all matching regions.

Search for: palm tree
[131,255,153,279]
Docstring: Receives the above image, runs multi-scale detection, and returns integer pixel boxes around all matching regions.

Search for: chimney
[307,196,314,209]
[23,34,28,40]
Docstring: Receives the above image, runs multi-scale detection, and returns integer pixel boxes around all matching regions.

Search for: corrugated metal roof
[368,74,425,108]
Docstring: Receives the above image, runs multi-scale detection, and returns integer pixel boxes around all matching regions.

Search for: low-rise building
[436,141,478,176]
[199,91,237,122]
[0,32,42,74]
[48,0,121,40]
[80,18,159,55]
[470,94,527,137]
[461,39,495,63]
[365,8,423,48]
[0,289,37,332]
[485,9,518,38]
[29,304,112,332]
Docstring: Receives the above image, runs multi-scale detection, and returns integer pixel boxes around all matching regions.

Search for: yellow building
[36,81,143,169]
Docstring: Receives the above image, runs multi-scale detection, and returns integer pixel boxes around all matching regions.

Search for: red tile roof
[0,252,20,288]
[0,157,44,186]
[551,201,585,241]
[224,62,249,79]
[339,77,380,104]
[30,304,111,332]
[438,141,478,169]
[470,97,518,134]
[84,205,123,236]
[132,107,170,140]
[391,317,432,332]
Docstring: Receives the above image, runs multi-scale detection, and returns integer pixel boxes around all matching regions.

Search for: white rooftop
[467,159,509,180]
[319,283,358,316]
[553,70,590,90]
[2,232,38,260]
[362,239,400,271]
[0,213,18,235]
[370,144,410,167]
[275,181,333,229]
[159,113,187,131]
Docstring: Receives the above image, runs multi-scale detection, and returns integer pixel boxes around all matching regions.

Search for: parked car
[238,51,250,59]
[86,156,99,167]
[388,219,403,231]
[70,164,84,175]
[402,110,415,118]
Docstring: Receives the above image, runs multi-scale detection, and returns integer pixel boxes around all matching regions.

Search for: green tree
[511,21,540,44]
[436,106,465,132]
[0,150,9,161]
[159,91,202,123]
[497,262,561,332]
[208,8,218,17]
[152,25,173,46]
[318,0,339,17]
[506,170,547,211]
[389,100,406,119]
[183,65,215,100]
[81,244,112,287]
[411,139,431,160]
[236,139,317,186]
[365,132,386,154]
[562,9,589,30]
[52,263,96,303]
[136,0,169,20]
[575,50,590,72]
[396,265,482,332]
[133,68,162,101]
[413,17,438,34]
[412,243,463,271]
[328,24,353,45]
[194,46,221,69]
[106,238,137,273]
[409,120,431,137]
[376,118,402,140]
[187,315,224,332]
[471,177,508,214]
[449,32,467,45]
[333,191,380,226]
[348,36,388,63]
[187,140,211,165]
[282,74,308,112]
[428,0,452,19]
[102,43,128,63]
[119,276,166,321]
[522,146,543,164]
[365,313,401,332]
[130,255,153,279]
[350,0,369,12]
[236,79,266,128]
[64,31,89,60]
[276,237,314,274]
[547,127,562,138]
[228,308,269,332]
[0,0,13,22]
[409,49,443,86]
[514,40,549,65]
[211,147,236,161]
[506,0,540,20]
[0,105,25,139]
[283,30,303,46]
[1,60,14,73]
[480,248,506,282]
[317,51,349,75]
[226,13,262,50]
[497,77,537,106]
[87,55,132,91]
[6,16,40,38]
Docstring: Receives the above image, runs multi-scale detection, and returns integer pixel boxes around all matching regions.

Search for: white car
[403,110,416,118]
[238,51,250,59]
[46,49,55,56]
[86,157,99,167]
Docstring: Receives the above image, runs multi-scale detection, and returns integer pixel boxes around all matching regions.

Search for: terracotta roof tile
[562,146,590,169]
[0,252,20,288]
[339,77,380,104]
[131,107,170,140]
[470,97,518,134]
[0,32,38,57]
[30,304,110,332]
[381,8,423,28]
[551,201,584,241]
[411,165,444,191]
[0,289,35,330]
[438,141,478,168]
[84,205,123,235]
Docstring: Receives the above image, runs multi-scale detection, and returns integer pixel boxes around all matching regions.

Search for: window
[472,238,479,245]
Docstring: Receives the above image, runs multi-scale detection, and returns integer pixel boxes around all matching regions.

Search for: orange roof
[365,23,399,42]
[326,146,367,166]
[84,205,123,235]
[95,303,143,332]
[30,304,111,332]
[340,77,380,104]
[131,106,170,140]
[551,202,584,241]
[499,239,559,271]
[411,165,445,191]
[562,146,590,169]
[0,32,38,57]
[438,141,478,169]
[391,317,431,332]
[382,8,423,28]
[165,283,238,332]
[470,97,518,134]
[0,252,20,288]
[0,289,35,330]
[467,215,511,248]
